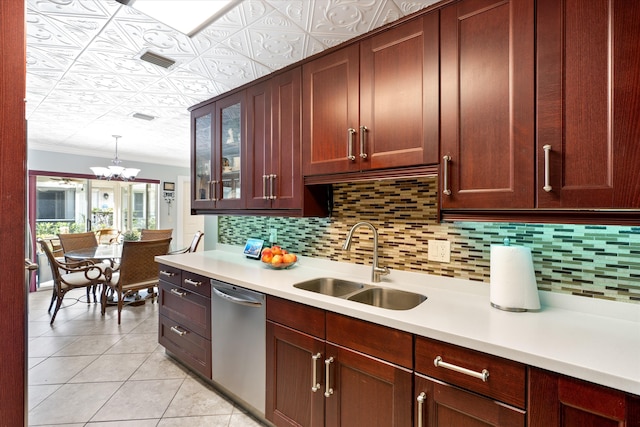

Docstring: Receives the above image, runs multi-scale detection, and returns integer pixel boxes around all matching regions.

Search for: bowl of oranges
[261,245,298,269]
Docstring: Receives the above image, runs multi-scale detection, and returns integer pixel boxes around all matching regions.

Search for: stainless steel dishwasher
[211,279,266,415]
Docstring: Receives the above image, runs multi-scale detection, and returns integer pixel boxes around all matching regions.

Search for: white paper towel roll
[490,244,540,311]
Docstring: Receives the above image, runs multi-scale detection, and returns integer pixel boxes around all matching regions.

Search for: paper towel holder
[489,238,541,312]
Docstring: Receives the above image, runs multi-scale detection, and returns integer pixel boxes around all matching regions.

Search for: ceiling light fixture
[121,0,243,37]
[90,135,140,181]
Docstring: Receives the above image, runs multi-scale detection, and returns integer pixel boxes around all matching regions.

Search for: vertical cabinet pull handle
[324,357,334,397]
[543,144,552,192]
[442,155,452,196]
[359,125,368,158]
[211,180,219,201]
[416,392,427,427]
[347,128,356,160]
[270,174,276,200]
[311,353,322,392]
[262,175,268,199]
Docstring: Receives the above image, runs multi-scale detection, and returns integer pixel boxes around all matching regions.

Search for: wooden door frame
[0,0,28,423]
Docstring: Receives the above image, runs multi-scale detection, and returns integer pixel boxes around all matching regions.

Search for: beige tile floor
[28,286,267,426]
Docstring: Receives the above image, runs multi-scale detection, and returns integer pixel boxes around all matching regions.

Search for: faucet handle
[375,266,390,276]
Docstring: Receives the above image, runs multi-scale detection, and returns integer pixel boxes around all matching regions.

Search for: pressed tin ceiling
[26,0,439,167]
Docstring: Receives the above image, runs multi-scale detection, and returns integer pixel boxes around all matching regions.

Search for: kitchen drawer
[158,281,211,339]
[158,264,181,286]
[266,295,325,338]
[415,336,526,409]
[326,312,413,369]
[159,314,211,379]
[180,271,211,298]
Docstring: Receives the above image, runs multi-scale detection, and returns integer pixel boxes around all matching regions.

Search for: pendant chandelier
[90,135,140,181]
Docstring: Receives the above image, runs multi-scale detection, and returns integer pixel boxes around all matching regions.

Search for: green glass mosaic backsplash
[218,178,640,304]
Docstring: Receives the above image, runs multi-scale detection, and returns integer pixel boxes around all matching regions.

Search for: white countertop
[156,246,640,395]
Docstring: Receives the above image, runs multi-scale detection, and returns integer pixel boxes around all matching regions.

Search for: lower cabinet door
[266,321,325,427]
[415,374,525,427]
[528,367,640,427]
[324,343,412,427]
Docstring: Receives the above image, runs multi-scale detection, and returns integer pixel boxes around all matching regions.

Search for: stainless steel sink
[347,287,427,310]
[293,277,427,310]
[293,277,366,297]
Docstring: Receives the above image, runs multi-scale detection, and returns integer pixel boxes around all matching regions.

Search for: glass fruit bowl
[262,260,297,270]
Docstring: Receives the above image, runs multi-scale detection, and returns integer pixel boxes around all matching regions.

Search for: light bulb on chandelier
[90,135,140,181]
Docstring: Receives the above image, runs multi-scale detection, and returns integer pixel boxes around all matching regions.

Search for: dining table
[63,244,122,263]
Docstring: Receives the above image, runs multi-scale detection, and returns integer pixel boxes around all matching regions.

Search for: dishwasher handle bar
[212,285,263,307]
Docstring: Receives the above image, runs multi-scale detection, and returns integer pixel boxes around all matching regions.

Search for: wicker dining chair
[96,228,121,245]
[168,231,204,254]
[38,238,109,325]
[101,237,171,325]
[58,232,101,302]
[139,228,173,241]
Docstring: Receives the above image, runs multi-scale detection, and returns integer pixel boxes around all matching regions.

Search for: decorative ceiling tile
[225,10,311,69]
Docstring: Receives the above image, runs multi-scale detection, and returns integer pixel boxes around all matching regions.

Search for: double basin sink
[293,277,427,310]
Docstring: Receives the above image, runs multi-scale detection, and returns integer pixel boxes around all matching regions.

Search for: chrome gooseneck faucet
[342,221,390,283]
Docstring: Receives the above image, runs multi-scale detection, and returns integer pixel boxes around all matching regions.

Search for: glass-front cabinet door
[192,104,214,210]
[214,91,245,209]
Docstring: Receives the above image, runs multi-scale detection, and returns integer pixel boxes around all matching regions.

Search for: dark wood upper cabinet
[190,91,246,211]
[302,44,360,176]
[536,0,640,208]
[247,68,303,210]
[440,0,535,210]
[359,14,439,169]
[303,14,439,177]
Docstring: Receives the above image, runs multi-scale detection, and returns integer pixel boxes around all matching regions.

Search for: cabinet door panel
[537,0,640,208]
[440,0,534,209]
[325,343,412,427]
[415,374,525,427]
[246,80,271,208]
[266,321,324,427]
[271,68,302,209]
[303,45,360,175]
[214,91,245,209]
[528,367,640,427]
[360,14,439,169]
[191,104,214,210]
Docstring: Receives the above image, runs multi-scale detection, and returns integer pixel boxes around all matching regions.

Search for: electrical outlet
[269,228,277,243]
[428,240,451,263]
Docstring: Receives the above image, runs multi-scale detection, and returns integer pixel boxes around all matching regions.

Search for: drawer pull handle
[170,326,187,336]
[311,353,322,392]
[434,356,489,382]
[324,357,334,397]
[159,270,175,277]
[170,288,186,297]
[543,144,552,192]
[183,278,201,287]
[416,392,427,427]
[442,155,452,196]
